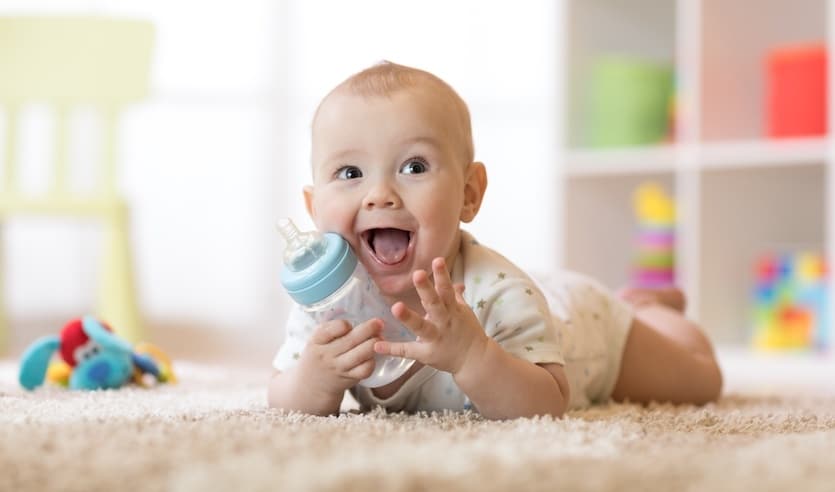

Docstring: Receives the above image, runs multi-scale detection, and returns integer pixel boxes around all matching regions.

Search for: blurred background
[0,0,560,364]
[0,0,831,366]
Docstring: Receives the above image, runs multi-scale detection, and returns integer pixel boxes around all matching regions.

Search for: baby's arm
[268,318,381,415]
[454,342,570,419]
[374,258,569,419]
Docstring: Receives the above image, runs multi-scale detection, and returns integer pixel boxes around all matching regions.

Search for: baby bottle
[277,218,416,388]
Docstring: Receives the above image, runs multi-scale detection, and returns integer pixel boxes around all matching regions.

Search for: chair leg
[0,221,6,354]
[98,202,143,342]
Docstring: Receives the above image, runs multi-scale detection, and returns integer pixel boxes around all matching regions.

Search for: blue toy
[19,315,175,390]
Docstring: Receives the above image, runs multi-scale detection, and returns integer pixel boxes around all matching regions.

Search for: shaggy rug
[2,354,835,492]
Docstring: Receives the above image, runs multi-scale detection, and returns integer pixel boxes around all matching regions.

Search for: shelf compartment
[701,0,827,141]
[699,164,825,345]
[566,0,676,148]
[564,173,675,290]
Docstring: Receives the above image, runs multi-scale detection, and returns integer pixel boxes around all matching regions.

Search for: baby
[268,61,722,419]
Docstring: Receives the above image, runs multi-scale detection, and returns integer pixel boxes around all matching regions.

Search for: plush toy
[19,315,176,390]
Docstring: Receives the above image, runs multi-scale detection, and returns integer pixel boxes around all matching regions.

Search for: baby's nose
[363,182,401,209]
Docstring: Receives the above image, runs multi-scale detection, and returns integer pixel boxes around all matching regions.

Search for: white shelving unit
[558,0,834,347]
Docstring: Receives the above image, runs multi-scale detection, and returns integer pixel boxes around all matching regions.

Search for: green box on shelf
[585,56,674,147]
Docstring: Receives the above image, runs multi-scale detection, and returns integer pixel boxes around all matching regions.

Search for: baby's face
[306,87,471,299]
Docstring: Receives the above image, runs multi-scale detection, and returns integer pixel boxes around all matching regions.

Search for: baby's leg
[611,291,722,405]
[617,285,686,312]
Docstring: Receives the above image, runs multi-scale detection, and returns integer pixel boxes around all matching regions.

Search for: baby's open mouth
[362,228,412,265]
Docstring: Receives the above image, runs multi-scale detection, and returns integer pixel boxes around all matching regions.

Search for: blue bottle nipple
[277,218,357,306]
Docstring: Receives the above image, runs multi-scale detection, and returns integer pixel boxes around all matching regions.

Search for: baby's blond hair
[313,61,475,165]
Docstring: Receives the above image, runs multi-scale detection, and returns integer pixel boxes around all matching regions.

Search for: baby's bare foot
[617,286,686,313]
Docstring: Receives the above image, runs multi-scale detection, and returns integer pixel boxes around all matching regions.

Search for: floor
[716,345,835,396]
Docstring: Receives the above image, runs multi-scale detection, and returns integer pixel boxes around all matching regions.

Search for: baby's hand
[374,257,488,375]
[297,318,381,397]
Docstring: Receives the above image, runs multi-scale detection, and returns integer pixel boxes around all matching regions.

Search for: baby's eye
[400,158,428,175]
[336,166,362,180]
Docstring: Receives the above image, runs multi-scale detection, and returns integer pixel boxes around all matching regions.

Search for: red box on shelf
[766,43,827,138]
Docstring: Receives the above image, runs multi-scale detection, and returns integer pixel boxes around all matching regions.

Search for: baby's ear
[460,162,487,223]
[303,185,316,220]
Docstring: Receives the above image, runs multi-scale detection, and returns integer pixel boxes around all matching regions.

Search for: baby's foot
[617,286,686,313]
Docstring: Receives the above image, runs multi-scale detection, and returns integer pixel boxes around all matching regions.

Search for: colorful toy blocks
[632,182,676,288]
[752,252,829,351]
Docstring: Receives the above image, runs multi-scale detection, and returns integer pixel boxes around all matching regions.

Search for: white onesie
[273,230,633,411]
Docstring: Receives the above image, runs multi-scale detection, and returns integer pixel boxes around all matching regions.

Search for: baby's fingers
[373,340,425,362]
[336,337,378,373]
[392,301,438,340]
[453,283,466,304]
[345,359,376,381]
[413,269,446,321]
[431,258,456,306]
[310,320,351,345]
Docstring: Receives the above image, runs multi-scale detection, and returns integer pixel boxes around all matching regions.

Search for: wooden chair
[0,17,154,350]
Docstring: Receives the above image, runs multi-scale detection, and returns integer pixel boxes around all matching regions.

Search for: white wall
[2,0,560,350]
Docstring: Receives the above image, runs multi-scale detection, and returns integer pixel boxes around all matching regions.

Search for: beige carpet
[2,353,835,492]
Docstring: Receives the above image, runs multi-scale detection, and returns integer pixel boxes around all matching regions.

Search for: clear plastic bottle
[277,218,416,388]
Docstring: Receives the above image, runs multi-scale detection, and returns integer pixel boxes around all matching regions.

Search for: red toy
[766,43,827,137]
[59,318,115,367]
